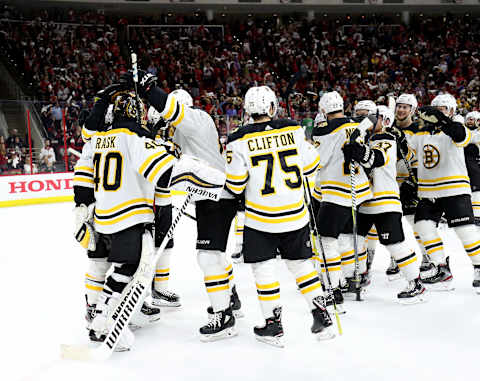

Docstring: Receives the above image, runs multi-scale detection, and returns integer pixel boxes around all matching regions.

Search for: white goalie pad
[169,154,226,201]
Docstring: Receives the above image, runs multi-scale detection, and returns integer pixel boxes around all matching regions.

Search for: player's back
[91,124,175,234]
[311,117,371,207]
[226,119,320,233]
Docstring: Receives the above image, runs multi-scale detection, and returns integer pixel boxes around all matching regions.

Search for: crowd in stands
[0,3,479,174]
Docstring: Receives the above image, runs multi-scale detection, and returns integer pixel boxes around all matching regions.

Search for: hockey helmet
[452,114,465,125]
[354,100,377,117]
[319,91,343,115]
[244,86,278,119]
[171,89,193,107]
[396,94,418,115]
[377,105,395,129]
[314,112,327,127]
[465,111,480,128]
[431,93,457,117]
[112,92,147,127]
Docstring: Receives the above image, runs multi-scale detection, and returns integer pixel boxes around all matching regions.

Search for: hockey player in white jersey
[74,90,178,350]
[412,94,480,292]
[354,100,377,118]
[311,91,372,309]
[119,70,241,341]
[225,85,334,346]
[343,106,426,303]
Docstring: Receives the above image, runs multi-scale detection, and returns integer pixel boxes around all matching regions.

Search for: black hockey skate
[311,296,335,340]
[129,302,161,330]
[397,277,426,304]
[254,306,284,348]
[422,257,454,291]
[420,254,435,280]
[199,307,237,342]
[151,288,181,307]
[386,257,401,281]
[473,265,480,294]
[325,287,345,314]
[207,285,243,318]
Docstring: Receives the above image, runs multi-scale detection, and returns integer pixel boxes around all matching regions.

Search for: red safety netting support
[27,108,33,174]
[62,108,68,171]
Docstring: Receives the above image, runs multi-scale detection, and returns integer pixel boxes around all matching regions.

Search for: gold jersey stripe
[246,208,307,224]
[246,198,303,212]
[147,155,174,183]
[171,104,185,127]
[95,198,154,214]
[94,209,153,226]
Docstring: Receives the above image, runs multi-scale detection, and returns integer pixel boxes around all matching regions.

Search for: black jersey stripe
[94,203,153,220]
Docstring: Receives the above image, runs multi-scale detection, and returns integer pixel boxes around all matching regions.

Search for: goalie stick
[61,192,193,361]
[350,162,363,302]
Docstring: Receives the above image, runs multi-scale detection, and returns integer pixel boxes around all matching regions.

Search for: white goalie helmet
[354,100,377,116]
[105,104,114,125]
[319,91,343,115]
[171,89,193,107]
[377,105,395,128]
[244,86,278,118]
[396,93,418,115]
[431,93,457,117]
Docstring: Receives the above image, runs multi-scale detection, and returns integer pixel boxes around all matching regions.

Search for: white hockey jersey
[405,127,475,199]
[225,119,320,233]
[73,140,94,190]
[311,117,372,208]
[87,126,175,234]
[360,133,402,214]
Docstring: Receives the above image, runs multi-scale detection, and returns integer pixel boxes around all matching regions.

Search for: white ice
[2,199,479,381]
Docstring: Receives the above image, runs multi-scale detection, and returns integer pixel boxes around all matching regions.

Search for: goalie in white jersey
[74,90,177,350]
[226,86,335,346]
[412,94,480,293]
[119,70,241,341]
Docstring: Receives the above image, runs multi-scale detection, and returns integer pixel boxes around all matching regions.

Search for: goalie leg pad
[414,220,446,265]
[198,250,230,312]
[284,259,323,310]
[454,224,480,265]
[252,259,281,320]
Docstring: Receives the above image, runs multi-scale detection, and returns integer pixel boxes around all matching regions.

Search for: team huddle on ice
[71,68,480,352]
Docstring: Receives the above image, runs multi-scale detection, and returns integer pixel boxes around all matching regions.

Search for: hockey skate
[85,295,96,328]
[386,257,402,281]
[207,285,243,318]
[422,257,454,291]
[342,276,367,300]
[254,307,284,348]
[473,265,480,294]
[151,288,181,308]
[311,296,335,341]
[199,307,237,342]
[325,287,346,314]
[129,301,161,330]
[420,254,436,280]
[231,251,243,263]
[397,277,427,305]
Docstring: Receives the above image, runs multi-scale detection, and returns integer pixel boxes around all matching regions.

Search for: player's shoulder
[312,117,358,137]
[227,118,300,144]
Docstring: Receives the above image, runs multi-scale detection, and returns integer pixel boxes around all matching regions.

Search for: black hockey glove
[399,179,418,210]
[386,126,408,156]
[343,141,373,167]
[94,83,128,104]
[120,69,158,98]
[78,109,90,127]
[418,106,468,141]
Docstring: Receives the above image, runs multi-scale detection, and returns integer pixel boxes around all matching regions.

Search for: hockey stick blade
[60,343,110,362]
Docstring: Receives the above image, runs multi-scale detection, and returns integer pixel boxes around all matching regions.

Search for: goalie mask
[113,92,147,128]
[244,86,278,119]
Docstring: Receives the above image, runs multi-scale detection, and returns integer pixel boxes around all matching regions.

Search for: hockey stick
[61,193,193,361]
[173,205,196,222]
[68,147,81,158]
[350,162,362,302]
[303,177,343,335]
[130,51,143,129]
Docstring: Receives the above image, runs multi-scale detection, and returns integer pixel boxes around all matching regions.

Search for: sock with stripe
[319,237,342,288]
[251,259,280,319]
[154,248,173,292]
[415,220,446,265]
[454,224,480,265]
[198,250,230,312]
[387,242,419,280]
[234,211,245,254]
[366,226,378,251]
[85,258,110,305]
[285,259,323,310]
[339,233,367,278]
[404,214,429,257]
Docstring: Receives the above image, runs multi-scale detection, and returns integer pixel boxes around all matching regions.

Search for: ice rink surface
[2,199,479,381]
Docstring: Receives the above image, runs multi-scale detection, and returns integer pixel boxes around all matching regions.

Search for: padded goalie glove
[343,141,375,168]
[120,69,158,98]
[74,203,97,251]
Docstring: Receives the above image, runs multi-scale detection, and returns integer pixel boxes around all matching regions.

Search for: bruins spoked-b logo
[423,144,440,169]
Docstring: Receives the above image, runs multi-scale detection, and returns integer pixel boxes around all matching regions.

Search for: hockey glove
[399,180,418,213]
[343,141,374,168]
[94,83,128,104]
[386,126,409,156]
[120,69,158,97]
[74,203,97,251]
[163,140,182,159]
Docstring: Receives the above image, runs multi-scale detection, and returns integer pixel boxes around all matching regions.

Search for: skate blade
[151,300,181,308]
[397,294,427,305]
[314,327,336,341]
[255,335,284,348]
[233,310,244,319]
[61,344,92,361]
[387,273,402,282]
[424,281,454,292]
[200,327,238,342]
